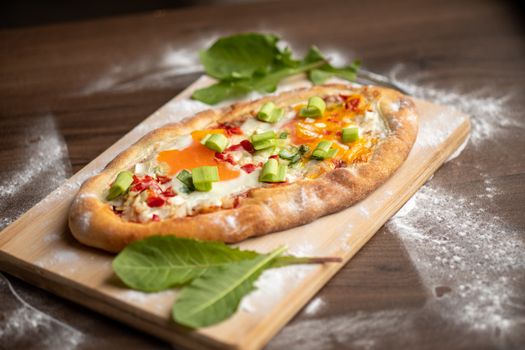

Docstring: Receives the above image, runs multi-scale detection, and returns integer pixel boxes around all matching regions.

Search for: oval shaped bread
[69,84,418,252]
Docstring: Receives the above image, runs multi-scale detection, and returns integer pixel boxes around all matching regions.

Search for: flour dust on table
[268,64,525,350]
[0,273,84,349]
[79,36,217,95]
[0,114,71,230]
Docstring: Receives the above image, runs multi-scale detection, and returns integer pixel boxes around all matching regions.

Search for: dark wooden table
[1,0,524,349]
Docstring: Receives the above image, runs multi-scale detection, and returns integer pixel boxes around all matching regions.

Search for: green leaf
[302,46,325,64]
[200,33,280,80]
[191,81,252,105]
[172,246,286,328]
[192,33,360,105]
[309,60,361,85]
[113,236,259,292]
[192,60,325,104]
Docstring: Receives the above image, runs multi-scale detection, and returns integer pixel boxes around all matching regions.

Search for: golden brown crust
[69,84,418,252]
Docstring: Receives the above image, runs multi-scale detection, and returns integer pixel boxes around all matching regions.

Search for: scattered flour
[0,115,71,230]
[304,297,325,316]
[240,265,315,314]
[388,64,522,145]
[0,273,84,349]
[79,37,216,95]
[2,37,523,348]
[269,64,524,349]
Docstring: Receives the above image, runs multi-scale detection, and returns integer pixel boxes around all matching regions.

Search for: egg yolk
[157,129,240,181]
[283,97,375,165]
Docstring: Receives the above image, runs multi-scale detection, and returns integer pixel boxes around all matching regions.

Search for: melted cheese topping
[108,93,389,223]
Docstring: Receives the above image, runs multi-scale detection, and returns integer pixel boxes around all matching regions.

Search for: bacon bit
[233,197,241,208]
[151,214,160,222]
[156,175,171,184]
[218,123,243,136]
[269,154,279,159]
[161,187,177,197]
[333,159,346,168]
[240,140,255,153]
[233,192,248,208]
[240,164,257,174]
[146,196,165,208]
[215,151,237,165]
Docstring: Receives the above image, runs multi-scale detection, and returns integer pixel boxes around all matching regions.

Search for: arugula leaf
[191,81,252,105]
[192,34,361,105]
[199,33,280,80]
[172,246,286,328]
[192,60,325,104]
[113,236,258,292]
[309,60,361,85]
[303,46,361,84]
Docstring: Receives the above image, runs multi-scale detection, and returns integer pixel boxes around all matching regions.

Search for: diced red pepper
[240,140,255,153]
[162,187,177,197]
[215,151,236,165]
[146,196,165,208]
[269,154,279,159]
[226,143,244,151]
[347,98,360,111]
[156,175,171,184]
[228,127,243,135]
[240,164,257,174]
[151,214,160,222]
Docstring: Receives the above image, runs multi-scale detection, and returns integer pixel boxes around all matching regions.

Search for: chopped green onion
[176,169,195,191]
[191,166,220,192]
[299,96,326,118]
[342,127,359,143]
[257,102,284,123]
[279,131,288,139]
[259,159,287,183]
[311,140,337,160]
[107,170,133,200]
[289,153,302,165]
[253,139,277,151]
[327,148,338,158]
[279,147,298,160]
[252,137,285,151]
[298,144,310,154]
[250,130,276,143]
[202,133,229,152]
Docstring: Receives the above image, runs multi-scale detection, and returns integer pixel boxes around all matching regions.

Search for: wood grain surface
[0,0,524,349]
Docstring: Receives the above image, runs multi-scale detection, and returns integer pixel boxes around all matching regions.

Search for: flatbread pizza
[69,84,418,252]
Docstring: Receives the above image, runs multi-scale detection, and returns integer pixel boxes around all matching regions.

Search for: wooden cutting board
[0,76,470,350]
